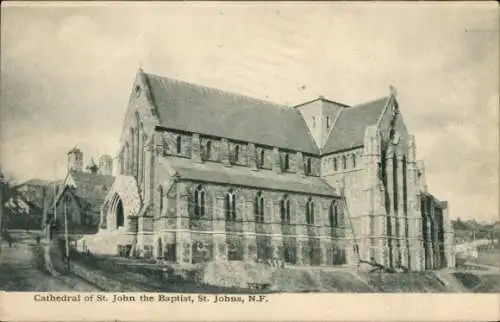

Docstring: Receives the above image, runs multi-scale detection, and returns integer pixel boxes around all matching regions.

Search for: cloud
[1,2,498,222]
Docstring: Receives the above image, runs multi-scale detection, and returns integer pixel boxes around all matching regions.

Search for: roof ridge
[349,95,390,110]
[321,95,390,155]
[143,72,287,109]
[293,96,350,109]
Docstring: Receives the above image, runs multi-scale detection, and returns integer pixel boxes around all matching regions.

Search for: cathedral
[80,68,455,271]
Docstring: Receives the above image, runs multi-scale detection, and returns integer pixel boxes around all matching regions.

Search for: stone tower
[98,154,113,176]
[67,147,83,172]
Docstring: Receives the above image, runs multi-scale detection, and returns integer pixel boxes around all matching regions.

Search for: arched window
[176,136,182,154]
[205,141,212,160]
[305,158,312,175]
[283,154,290,171]
[352,154,357,168]
[326,116,331,129]
[342,155,347,170]
[329,201,338,227]
[225,189,236,221]
[254,191,264,223]
[333,157,338,171]
[194,185,205,217]
[280,195,291,224]
[116,199,124,228]
[259,150,265,168]
[312,116,316,128]
[306,198,314,225]
[156,238,163,259]
[159,185,164,216]
[234,145,240,163]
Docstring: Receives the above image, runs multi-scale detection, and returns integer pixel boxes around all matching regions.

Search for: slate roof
[59,171,115,212]
[163,157,338,197]
[16,178,49,188]
[322,96,390,154]
[143,72,320,154]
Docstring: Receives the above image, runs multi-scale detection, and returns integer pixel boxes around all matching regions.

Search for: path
[0,240,100,291]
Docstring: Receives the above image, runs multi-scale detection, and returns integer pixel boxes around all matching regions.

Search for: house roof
[16,178,50,188]
[322,96,389,154]
[60,171,115,212]
[163,157,339,197]
[143,72,320,154]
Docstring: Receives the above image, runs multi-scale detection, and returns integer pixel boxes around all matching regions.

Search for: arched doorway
[116,199,124,228]
[157,238,163,258]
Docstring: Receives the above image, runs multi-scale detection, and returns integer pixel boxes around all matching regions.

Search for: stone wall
[149,180,349,266]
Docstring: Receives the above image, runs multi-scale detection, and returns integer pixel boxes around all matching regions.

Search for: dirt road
[0,241,100,291]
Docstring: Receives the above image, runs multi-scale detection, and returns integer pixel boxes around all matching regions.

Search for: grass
[64,247,500,293]
[477,250,500,267]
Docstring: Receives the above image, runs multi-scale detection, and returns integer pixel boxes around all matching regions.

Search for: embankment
[49,245,500,293]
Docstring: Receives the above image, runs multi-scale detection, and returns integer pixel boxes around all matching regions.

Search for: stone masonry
[82,68,454,271]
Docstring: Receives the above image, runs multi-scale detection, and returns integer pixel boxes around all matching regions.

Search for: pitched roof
[16,178,49,187]
[64,171,115,212]
[143,72,319,154]
[163,157,338,197]
[322,96,389,154]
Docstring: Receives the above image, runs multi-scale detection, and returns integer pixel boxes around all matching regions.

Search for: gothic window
[176,136,182,154]
[284,244,296,264]
[305,158,312,175]
[283,154,290,171]
[352,154,357,168]
[194,185,205,218]
[326,116,331,129]
[116,199,124,228]
[225,189,236,221]
[254,191,264,223]
[205,140,212,160]
[234,145,240,163]
[333,157,338,171]
[306,198,315,225]
[329,201,338,227]
[159,185,164,216]
[259,149,265,168]
[342,155,347,170]
[280,195,291,224]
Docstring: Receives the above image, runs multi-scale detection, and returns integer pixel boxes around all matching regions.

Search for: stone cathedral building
[81,68,455,271]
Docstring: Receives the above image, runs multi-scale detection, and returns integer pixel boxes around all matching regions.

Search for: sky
[1,2,498,222]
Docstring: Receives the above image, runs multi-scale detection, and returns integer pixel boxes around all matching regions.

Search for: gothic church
[81,68,455,271]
